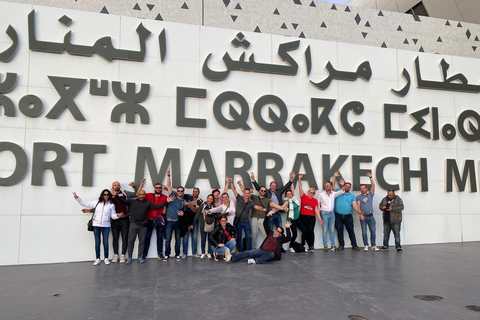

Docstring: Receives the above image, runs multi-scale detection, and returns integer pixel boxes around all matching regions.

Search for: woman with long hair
[194,194,215,259]
[73,189,125,265]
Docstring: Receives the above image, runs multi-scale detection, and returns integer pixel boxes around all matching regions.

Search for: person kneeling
[209,215,237,262]
[231,213,291,265]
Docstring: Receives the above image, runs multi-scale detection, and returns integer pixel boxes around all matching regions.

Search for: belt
[166,218,177,222]
[364,213,374,217]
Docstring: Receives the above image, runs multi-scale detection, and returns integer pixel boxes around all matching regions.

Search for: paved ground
[1,242,480,320]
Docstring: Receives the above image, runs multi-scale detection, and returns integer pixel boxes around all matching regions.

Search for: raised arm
[166,167,172,195]
[231,179,239,198]
[251,172,260,192]
[367,172,375,195]
[237,179,245,193]
[298,174,305,197]
[124,181,138,199]
[136,178,146,197]
[278,171,295,194]
[332,170,339,187]
[223,176,230,194]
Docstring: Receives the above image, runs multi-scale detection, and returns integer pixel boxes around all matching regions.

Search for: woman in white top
[209,192,236,225]
[73,189,125,266]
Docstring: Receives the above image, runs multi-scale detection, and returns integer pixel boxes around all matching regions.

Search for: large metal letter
[0,142,27,186]
[71,144,107,186]
[31,142,68,186]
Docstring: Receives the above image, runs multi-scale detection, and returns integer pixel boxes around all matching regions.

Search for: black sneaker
[396,248,403,253]
[380,246,388,250]
[352,245,360,251]
[337,246,344,251]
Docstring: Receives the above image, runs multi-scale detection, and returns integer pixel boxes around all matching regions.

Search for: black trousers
[111,218,129,255]
[299,215,316,248]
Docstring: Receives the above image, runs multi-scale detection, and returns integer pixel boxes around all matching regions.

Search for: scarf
[284,196,300,220]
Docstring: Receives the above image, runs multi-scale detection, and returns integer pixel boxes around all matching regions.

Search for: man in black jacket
[251,172,295,230]
[113,189,173,264]
[231,214,292,264]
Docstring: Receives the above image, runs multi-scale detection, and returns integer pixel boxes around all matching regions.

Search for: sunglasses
[177,190,184,192]
[103,194,110,196]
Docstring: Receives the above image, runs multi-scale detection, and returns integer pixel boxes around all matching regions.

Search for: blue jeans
[321,211,336,247]
[199,227,212,254]
[93,226,110,259]
[231,248,276,264]
[361,215,377,247]
[236,220,252,252]
[165,220,180,256]
[268,212,283,230]
[143,218,164,258]
[211,240,236,255]
[383,220,401,249]
[183,220,199,255]
[335,213,357,247]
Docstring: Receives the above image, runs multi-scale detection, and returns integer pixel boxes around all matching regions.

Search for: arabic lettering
[310,61,372,90]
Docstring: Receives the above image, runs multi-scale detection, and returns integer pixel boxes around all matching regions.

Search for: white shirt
[318,190,343,212]
[210,200,236,225]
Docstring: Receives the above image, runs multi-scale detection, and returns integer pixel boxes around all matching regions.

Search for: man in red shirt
[137,179,167,260]
[230,214,292,264]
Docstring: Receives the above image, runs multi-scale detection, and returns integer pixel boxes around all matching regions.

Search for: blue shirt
[166,192,185,221]
[334,192,356,215]
[356,192,374,214]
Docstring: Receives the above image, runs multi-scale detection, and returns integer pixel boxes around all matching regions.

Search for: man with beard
[137,179,168,260]
[333,174,361,251]
[112,189,173,264]
[379,189,404,252]
[180,187,202,258]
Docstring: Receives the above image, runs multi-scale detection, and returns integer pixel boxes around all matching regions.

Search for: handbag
[87,202,100,232]
[203,204,215,233]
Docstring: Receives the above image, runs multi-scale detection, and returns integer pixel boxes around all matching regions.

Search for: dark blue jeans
[182,220,198,255]
[268,212,283,230]
[199,227,212,254]
[93,226,110,259]
[231,248,275,264]
[165,220,180,257]
[335,213,357,247]
[383,220,401,249]
[143,218,164,258]
[236,220,252,252]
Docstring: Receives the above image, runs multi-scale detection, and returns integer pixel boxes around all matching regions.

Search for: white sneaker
[372,246,380,252]
[104,258,110,265]
[112,254,119,263]
[247,258,256,265]
[364,245,369,251]
[119,254,126,263]
[289,247,295,253]
[206,254,212,259]
[93,258,101,266]
[200,254,206,260]
[224,248,231,262]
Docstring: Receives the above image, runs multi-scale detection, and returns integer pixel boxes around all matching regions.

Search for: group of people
[73,169,405,266]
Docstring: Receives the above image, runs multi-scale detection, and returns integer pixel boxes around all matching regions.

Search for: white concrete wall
[0,3,479,265]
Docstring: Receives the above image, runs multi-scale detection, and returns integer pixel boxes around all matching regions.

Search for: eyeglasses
[260,190,266,193]
[177,190,184,193]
